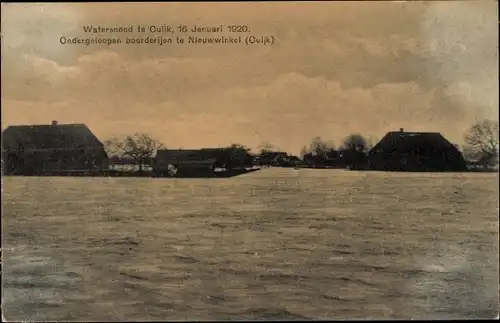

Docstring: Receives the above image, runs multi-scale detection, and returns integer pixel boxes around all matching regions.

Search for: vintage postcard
[1,1,498,321]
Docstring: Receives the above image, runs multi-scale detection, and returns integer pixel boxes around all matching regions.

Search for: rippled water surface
[2,168,499,320]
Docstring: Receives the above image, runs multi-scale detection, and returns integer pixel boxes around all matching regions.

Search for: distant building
[1,121,108,175]
[256,152,288,166]
[465,155,499,171]
[302,152,325,166]
[301,149,367,169]
[108,156,153,172]
[286,155,301,166]
[369,128,467,172]
[337,149,369,170]
[152,147,253,176]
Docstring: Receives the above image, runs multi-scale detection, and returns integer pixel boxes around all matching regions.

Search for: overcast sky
[1,2,498,154]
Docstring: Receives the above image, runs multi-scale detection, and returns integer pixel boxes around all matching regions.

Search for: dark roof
[201,147,249,155]
[156,149,212,159]
[2,123,104,150]
[155,148,233,164]
[259,151,287,157]
[370,131,456,153]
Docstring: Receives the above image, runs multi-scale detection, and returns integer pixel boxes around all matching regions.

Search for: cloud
[1,65,475,154]
[1,3,84,65]
[1,2,498,154]
[419,1,499,116]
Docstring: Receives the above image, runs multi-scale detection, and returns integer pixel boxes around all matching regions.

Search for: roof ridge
[6,123,87,128]
[388,131,441,134]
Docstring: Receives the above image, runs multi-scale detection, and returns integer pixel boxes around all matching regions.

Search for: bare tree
[309,136,335,156]
[464,119,499,167]
[228,143,251,152]
[299,146,309,158]
[342,134,369,152]
[258,141,278,154]
[225,143,254,166]
[103,138,122,159]
[105,133,165,172]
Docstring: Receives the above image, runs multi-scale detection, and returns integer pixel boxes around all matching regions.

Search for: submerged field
[1,168,499,320]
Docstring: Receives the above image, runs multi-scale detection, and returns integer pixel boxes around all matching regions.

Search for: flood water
[1,168,499,320]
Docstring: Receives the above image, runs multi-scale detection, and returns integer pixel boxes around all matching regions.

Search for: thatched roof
[2,123,104,151]
[370,130,457,154]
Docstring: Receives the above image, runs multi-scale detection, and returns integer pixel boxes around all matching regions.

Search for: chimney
[51,120,58,126]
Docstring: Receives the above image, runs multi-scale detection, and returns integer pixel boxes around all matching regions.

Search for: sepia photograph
[1,1,499,321]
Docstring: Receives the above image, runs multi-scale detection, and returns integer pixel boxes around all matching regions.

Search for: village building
[368,128,467,172]
[303,150,341,167]
[301,149,368,169]
[107,156,154,172]
[255,152,288,166]
[1,121,108,175]
[286,155,301,166]
[152,147,253,177]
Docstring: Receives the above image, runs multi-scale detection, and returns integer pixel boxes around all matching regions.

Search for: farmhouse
[1,121,108,175]
[369,128,467,172]
[152,147,253,176]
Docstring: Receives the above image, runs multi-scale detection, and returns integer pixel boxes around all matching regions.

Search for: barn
[1,121,109,175]
[152,147,253,177]
[369,128,467,172]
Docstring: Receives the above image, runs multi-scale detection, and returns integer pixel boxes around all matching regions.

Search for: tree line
[295,134,373,169]
[103,119,499,171]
